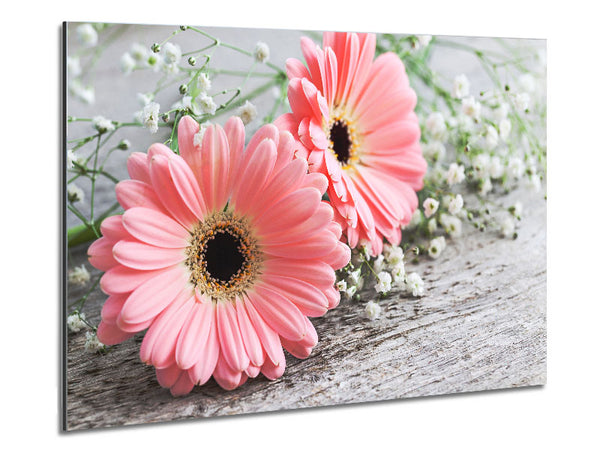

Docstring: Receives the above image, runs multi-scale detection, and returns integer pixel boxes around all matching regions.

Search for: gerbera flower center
[327,115,360,168]
[185,211,262,301]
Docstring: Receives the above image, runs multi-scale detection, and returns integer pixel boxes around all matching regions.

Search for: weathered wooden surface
[64,24,546,430]
[65,187,546,430]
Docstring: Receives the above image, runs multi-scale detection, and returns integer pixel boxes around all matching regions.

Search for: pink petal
[260,355,286,380]
[280,317,318,359]
[87,237,118,271]
[198,124,231,212]
[96,320,135,346]
[170,371,195,396]
[262,258,336,291]
[188,315,219,385]
[100,265,169,295]
[212,354,243,391]
[115,180,165,213]
[168,156,207,220]
[243,295,285,367]
[224,116,245,196]
[248,284,307,341]
[122,207,189,249]
[262,275,328,317]
[149,154,199,229]
[254,187,321,234]
[99,215,128,241]
[285,57,310,80]
[230,138,277,216]
[127,152,151,184]
[156,363,182,389]
[118,265,188,326]
[139,288,194,368]
[236,301,265,367]
[262,230,338,259]
[216,301,250,373]
[113,240,186,271]
[177,115,200,171]
[175,297,214,370]
[100,293,129,323]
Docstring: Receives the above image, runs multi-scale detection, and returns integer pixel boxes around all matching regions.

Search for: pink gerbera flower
[87,116,350,395]
[275,32,427,256]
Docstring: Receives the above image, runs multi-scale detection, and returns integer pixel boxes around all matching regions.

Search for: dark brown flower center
[204,231,245,283]
[185,211,262,301]
[330,120,352,164]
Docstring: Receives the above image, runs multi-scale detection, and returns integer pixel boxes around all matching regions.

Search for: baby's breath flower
[518,73,536,93]
[406,272,425,297]
[130,42,150,63]
[462,96,482,120]
[452,74,470,99]
[163,42,182,65]
[237,100,257,125]
[515,92,530,111]
[120,52,136,75]
[84,331,105,353]
[500,217,515,237]
[118,139,131,150]
[345,285,357,300]
[67,149,76,169]
[390,262,406,285]
[67,312,88,333]
[507,156,525,179]
[142,102,160,133]
[364,301,382,320]
[383,244,404,267]
[527,173,541,192]
[348,268,363,287]
[372,254,386,274]
[446,163,466,185]
[92,116,115,134]
[493,102,510,121]
[254,41,270,63]
[67,184,84,203]
[448,194,464,215]
[428,236,446,259]
[374,272,392,294]
[499,118,512,141]
[198,93,217,115]
[473,153,491,179]
[440,213,462,238]
[425,112,447,141]
[427,218,437,234]
[412,35,432,50]
[336,279,347,293]
[193,122,211,148]
[511,201,523,218]
[489,156,504,179]
[485,125,499,149]
[423,197,439,218]
[76,24,98,47]
[68,264,90,286]
[198,72,211,92]
[66,56,81,77]
[479,177,493,195]
[69,80,95,105]
[422,140,446,162]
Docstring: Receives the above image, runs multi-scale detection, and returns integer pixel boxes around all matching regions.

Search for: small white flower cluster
[92,116,115,134]
[170,72,218,118]
[67,312,88,333]
[254,41,270,63]
[84,331,105,353]
[337,244,425,301]
[120,41,183,76]
[68,264,90,286]
[67,184,85,203]
[237,100,258,125]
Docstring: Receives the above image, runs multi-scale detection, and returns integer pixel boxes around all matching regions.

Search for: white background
[1,0,598,447]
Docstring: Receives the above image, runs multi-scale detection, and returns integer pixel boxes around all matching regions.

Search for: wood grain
[65,188,546,430]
